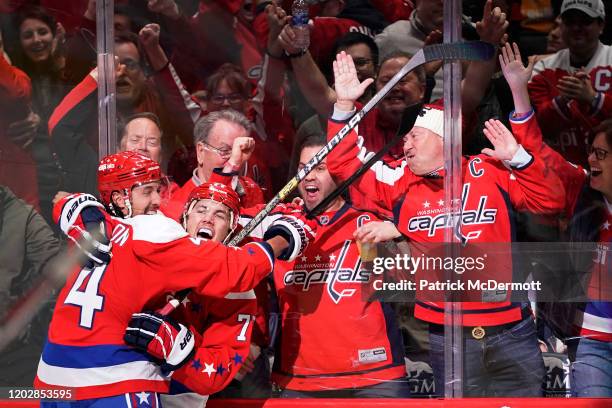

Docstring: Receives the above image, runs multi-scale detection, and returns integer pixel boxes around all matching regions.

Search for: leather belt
[429,308,532,340]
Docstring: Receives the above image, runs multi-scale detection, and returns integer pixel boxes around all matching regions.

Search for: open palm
[482,119,519,161]
[333,51,374,104]
[499,42,533,91]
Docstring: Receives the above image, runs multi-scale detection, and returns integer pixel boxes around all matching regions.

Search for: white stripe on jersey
[123,213,188,243]
[581,312,612,334]
[355,134,408,186]
[37,357,167,387]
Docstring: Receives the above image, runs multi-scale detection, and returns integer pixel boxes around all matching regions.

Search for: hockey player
[124,182,260,407]
[35,151,315,406]
[500,41,611,397]
[325,51,565,396]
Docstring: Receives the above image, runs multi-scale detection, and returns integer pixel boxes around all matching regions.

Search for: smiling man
[264,134,410,398]
[326,51,566,396]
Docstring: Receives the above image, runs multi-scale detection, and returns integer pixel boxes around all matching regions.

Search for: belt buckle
[471,326,485,339]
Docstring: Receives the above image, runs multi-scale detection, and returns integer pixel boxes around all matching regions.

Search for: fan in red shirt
[325,51,565,396]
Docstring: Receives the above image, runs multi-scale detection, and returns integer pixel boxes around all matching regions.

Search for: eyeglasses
[353,57,373,67]
[209,93,245,105]
[202,141,232,159]
[588,145,609,161]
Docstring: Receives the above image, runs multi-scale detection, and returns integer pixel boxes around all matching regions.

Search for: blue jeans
[571,337,612,397]
[429,317,545,397]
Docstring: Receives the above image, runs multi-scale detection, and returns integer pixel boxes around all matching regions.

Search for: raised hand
[266,0,291,58]
[476,0,508,46]
[139,23,161,50]
[139,23,167,71]
[499,42,534,91]
[224,136,256,172]
[482,119,519,161]
[278,21,310,56]
[333,51,374,110]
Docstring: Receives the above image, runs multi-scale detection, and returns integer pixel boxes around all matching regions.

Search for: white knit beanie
[413,105,444,137]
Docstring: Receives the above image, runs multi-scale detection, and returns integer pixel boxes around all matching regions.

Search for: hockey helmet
[183,182,241,230]
[97,151,161,209]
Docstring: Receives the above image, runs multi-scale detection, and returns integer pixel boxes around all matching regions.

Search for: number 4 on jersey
[64,264,107,329]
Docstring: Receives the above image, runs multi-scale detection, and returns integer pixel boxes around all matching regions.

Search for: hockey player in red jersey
[35,151,316,406]
[124,182,260,407]
[325,51,566,396]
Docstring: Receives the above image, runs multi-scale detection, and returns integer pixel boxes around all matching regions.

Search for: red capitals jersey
[327,117,565,326]
[528,42,612,167]
[35,200,274,400]
[267,204,406,390]
[161,290,257,403]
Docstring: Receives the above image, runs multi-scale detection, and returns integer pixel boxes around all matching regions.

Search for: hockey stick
[159,41,495,315]
[229,41,494,245]
[306,102,424,219]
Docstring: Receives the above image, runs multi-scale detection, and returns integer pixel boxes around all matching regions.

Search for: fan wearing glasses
[162,109,264,221]
[501,41,612,397]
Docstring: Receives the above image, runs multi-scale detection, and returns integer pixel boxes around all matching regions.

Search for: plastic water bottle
[291,0,310,51]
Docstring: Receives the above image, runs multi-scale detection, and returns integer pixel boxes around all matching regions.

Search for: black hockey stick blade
[307,102,424,219]
[422,41,495,63]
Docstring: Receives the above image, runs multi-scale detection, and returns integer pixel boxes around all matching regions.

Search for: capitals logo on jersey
[283,240,371,304]
[282,214,373,304]
[407,180,498,244]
